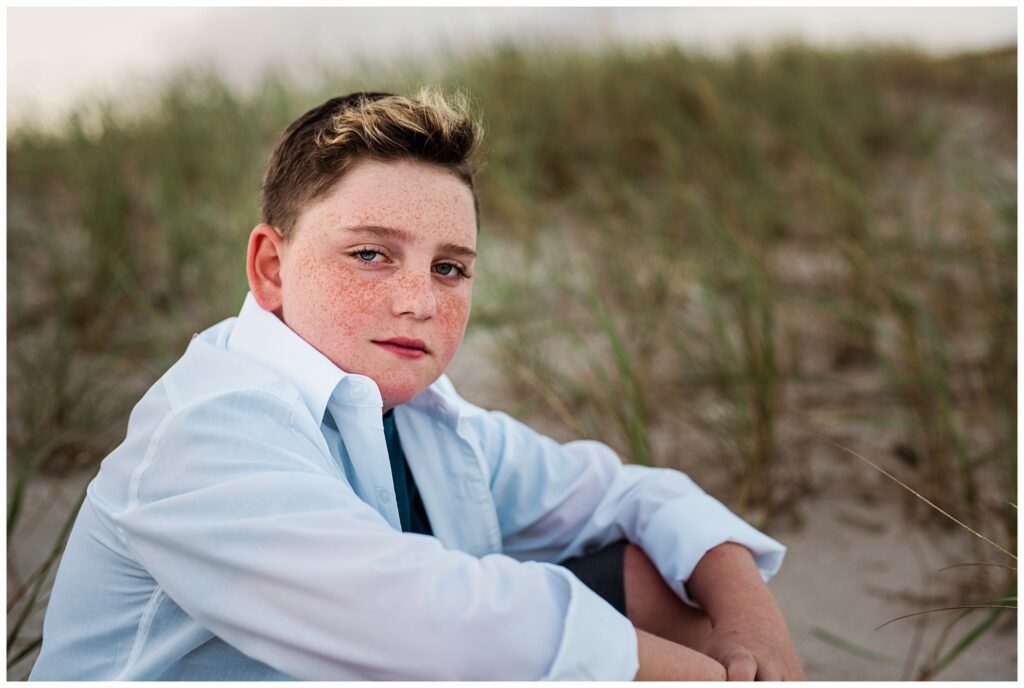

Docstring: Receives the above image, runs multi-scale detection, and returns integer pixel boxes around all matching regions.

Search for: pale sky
[7,7,1017,127]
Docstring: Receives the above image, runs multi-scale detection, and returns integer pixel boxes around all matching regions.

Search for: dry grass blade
[937,562,1017,573]
[821,435,1017,561]
[875,605,1016,631]
[510,357,585,437]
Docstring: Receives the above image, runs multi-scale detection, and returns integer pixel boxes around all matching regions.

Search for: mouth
[372,337,430,360]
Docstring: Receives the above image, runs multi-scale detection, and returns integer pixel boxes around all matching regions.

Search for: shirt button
[347,379,371,400]
[377,488,392,504]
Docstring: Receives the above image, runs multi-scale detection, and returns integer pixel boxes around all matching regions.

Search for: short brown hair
[260,88,482,239]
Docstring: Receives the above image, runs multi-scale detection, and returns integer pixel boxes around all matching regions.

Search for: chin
[379,379,431,410]
[369,361,445,409]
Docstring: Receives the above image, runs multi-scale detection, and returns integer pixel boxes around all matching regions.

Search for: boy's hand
[634,628,726,681]
[698,612,804,680]
[687,542,805,680]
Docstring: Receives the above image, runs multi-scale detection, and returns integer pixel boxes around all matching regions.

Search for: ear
[247,224,287,315]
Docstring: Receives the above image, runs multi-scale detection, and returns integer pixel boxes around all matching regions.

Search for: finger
[786,661,807,681]
[755,664,781,681]
[726,655,758,681]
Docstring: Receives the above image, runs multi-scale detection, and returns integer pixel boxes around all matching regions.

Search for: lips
[372,337,429,359]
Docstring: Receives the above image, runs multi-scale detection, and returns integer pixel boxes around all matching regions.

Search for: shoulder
[93,384,337,519]
[164,331,306,410]
[90,327,336,513]
[155,331,334,466]
[154,333,326,448]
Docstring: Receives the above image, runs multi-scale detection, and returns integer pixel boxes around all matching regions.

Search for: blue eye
[350,248,386,264]
[433,262,468,279]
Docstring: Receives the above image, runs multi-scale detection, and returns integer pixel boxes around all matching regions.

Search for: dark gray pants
[557,540,628,615]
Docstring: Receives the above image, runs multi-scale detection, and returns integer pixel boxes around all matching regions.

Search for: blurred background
[7,6,1018,680]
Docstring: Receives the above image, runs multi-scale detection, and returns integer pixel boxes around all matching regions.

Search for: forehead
[296,159,478,245]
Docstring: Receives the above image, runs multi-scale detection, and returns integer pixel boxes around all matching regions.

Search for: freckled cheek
[434,290,472,361]
[286,261,390,365]
[288,257,336,312]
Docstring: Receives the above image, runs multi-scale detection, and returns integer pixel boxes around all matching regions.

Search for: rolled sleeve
[474,407,786,612]
[638,494,787,607]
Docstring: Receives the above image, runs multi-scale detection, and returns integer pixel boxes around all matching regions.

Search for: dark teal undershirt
[382,410,433,535]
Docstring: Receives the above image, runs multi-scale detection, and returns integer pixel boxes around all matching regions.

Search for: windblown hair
[260,87,483,239]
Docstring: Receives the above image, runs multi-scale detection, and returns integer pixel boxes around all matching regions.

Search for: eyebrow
[342,224,477,259]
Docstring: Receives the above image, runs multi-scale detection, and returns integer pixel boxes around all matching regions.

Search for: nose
[390,269,437,320]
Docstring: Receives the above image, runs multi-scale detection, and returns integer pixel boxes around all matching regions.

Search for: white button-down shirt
[30,293,786,680]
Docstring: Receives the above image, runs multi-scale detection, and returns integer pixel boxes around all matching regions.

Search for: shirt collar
[404,373,464,429]
[227,292,348,423]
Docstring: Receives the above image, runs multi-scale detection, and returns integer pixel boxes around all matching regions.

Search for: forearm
[685,542,784,624]
[634,628,725,681]
[682,542,804,680]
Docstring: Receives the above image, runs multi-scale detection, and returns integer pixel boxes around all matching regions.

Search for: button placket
[327,377,400,531]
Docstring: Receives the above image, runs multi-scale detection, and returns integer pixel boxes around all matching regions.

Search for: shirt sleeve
[111,391,637,680]
[474,409,787,607]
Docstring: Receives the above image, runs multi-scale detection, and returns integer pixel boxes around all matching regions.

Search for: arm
[468,408,794,678]
[634,628,726,681]
[113,393,638,680]
[686,542,804,680]
[472,409,786,598]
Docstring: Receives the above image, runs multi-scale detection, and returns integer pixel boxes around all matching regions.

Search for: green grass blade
[811,626,903,666]
[929,607,1008,679]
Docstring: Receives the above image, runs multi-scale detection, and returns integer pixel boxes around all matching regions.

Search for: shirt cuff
[638,493,787,608]
[539,563,639,680]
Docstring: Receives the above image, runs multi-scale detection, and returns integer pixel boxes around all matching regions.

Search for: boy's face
[277,159,477,410]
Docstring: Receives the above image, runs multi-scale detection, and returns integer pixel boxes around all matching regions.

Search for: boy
[30,89,803,680]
